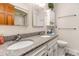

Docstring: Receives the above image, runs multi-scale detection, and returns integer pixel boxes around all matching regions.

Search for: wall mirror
[0,3,27,26]
[32,5,45,27]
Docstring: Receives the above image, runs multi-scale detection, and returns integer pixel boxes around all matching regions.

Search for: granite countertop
[0,34,58,56]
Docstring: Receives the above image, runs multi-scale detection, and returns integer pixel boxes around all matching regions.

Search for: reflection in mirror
[14,8,27,26]
[0,3,27,26]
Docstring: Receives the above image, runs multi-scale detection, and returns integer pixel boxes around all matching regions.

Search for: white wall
[0,3,45,36]
[55,3,79,52]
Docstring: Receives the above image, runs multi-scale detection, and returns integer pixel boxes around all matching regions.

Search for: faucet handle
[17,34,22,38]
[14,34,22,41]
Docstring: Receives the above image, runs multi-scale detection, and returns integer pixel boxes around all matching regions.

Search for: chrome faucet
[15,34,22,41]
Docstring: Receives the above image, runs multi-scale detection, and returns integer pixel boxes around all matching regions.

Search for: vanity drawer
[25,44,47,56]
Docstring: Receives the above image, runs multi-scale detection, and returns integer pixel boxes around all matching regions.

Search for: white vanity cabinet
[47,37,58,56]
[25,36,58,56]
[26,44,48,56]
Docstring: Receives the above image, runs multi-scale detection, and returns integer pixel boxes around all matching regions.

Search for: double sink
[7,35,51,50]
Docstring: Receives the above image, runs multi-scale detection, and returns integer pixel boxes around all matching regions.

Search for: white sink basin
[7,41,34,50]
[40,35,51,37]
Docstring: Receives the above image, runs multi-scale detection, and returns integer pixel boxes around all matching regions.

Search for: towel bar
[58,28,76,30]
[58,14,76,19]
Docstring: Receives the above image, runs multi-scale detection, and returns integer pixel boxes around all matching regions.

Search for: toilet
[57,40,68,56]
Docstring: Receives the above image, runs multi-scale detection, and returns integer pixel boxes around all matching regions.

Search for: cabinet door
[47,37,58,56]
[5,3,15,14]
[6,14,14,25]
[53,44,58,56]
[0,3,4,11]
[0,13,5,25]
[48,44,58,56]
[48,47,54,56]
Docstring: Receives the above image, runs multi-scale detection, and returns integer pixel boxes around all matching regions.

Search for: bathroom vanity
[19,35,57,56]
[0,34,58,56]
[25,35,58,56]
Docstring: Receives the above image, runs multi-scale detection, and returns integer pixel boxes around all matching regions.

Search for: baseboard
[66,48,79,56]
